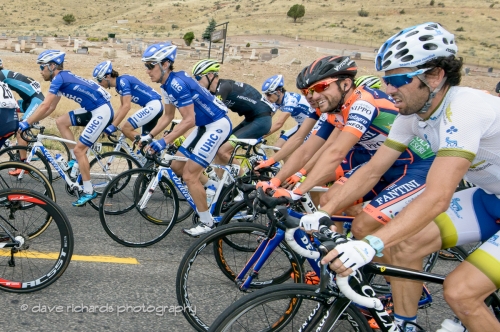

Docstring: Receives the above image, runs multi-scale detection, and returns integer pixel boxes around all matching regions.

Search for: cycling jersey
[115,74,162,107]
[161,71,227,126]
[215,79,274,120]
[0,69,42,101]
[0,82,19,146]
[316,86,434,164]
[49,71,111,111]
[385,87,500,195]
[275,92,315,126]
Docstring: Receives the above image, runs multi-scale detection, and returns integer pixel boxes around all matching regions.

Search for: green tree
[202,18,217,41]
[62,14,76,25]
[183,31,195,46]
[287,4,305,23]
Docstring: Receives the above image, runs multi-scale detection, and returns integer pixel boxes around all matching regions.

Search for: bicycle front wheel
[0,188,73,292]
[209,283,372,332]
[99,168,179,247]
[0,146,54,182]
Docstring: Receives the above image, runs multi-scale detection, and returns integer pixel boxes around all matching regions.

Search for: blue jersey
[115,74,161,107]
[161,71,227,126]
[275,92,314,126]
[49,71,111,111]
[0,69,42,101]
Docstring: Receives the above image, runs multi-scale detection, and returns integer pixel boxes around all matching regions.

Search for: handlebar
[20,127,38,143]
[336,277,384,310]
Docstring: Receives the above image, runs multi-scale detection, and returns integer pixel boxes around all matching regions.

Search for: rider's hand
[256,178,281,193]
[254,157,276,170]
[272,188,302,201]
[140,134,153,146]
[300,211,330,231]
[283,168,307,189]
[18,120,30,132]
[321,240,376,277]
[104,124,117,136]
[150,139,167,153]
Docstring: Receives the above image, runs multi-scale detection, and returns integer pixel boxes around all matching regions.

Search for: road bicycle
[17,127,140,210]
[208,215,499,331]
[176,187,468,331]
[0,188,73,292]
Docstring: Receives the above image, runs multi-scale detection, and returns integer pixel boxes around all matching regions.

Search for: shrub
[456,26,465,32]
[399,9,405,14]
[246,42,250,47]
[287,4,305,23]
[429,0,434,5]
[183,31,195,46]
[62,14,76,25]
[236,4,240,10]
[358,8,369,17]
[171,24,179,29]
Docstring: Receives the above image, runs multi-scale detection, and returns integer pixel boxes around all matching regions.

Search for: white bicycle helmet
[37,50,66,65]
[262,75,284,93]
[93,61,112,81]
[0,58,3,68]
[376,22,457,71]
[141,42,176,63]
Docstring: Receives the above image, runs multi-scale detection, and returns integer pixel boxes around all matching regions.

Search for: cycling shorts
[338,157,434,224]
[19,93,44,120]
[127,99,163,131]
[178,116,232,168]
[229,114,272,148]
[0,108,18,147]
[69,104,113,147]
[279,125,299,141]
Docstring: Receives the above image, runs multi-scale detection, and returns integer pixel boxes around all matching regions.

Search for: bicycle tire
[98,168,179,247]
[218,200,270,228]
[87,151,141,210]
[176,223,304,332]
[42,133,71,165]
[208,283,372,332]
[98,141,127,154]
[0,146,54,182]
[0,188,73,293]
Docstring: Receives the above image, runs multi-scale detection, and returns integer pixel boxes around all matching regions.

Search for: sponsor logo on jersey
[135,108,151,118]
[236,95,257,105]
[350,102,373,115]
[61,92,83,104]
[346,121,367,133]
[445,105,453,123]
[84,115,104,135]
[171,79,183,93]
[445,137,462,148]
[446,126,458,134]
[374,179,422,205]
[487,234,499,247]
[347,113,369,126]
[199,133,220,154]
[449,197,463,219]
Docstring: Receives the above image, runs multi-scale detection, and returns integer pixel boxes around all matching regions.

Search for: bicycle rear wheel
[176,223,304,331]
[208,283,372,332]
[99,168,179,247]
[0,188,73,292]
[0,146,54,182]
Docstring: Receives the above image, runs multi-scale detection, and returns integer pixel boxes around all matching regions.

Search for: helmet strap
[48,63,56,81]
[331,80,349,113]
[416,74,447,114]
[206,73,218,92]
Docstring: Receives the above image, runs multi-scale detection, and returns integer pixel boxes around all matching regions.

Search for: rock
[289,58,301,65]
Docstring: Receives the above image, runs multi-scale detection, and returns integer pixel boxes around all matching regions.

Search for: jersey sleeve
[384,114,416,152]
[215,81,231,104]
[343,99,378,138]
[48,74,63,95]
[308,108,321,121]
[436,95,491,162]
[168,77,193,108]
[280,97,298,114]
[160,87,172,105]
[117,77,132,96]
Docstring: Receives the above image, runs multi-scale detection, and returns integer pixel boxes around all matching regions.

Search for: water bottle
[135,149,147,166]
[436,319,466,332]
[70,161,80,178]
[206,167,219,182]
[206,184,216,207]
[55,154,69,171]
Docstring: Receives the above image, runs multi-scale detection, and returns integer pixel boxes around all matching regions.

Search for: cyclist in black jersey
[192,59,274,167]
[0,59,47,175]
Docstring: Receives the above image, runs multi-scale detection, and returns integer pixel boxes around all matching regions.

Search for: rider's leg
[56,111,77,152]
[182,160,209,219]
[125,100,163,142]
[121,121,139,142]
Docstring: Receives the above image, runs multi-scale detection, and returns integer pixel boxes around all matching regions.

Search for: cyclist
[0,81,19,147]
[262,74,317,149]
[321,22,500,332]
[141,43,231,237]
[354,74,382,89]
[191,59,274,171]
[0,58,45,175]
[18,50,113,207]
[92,60,163,142]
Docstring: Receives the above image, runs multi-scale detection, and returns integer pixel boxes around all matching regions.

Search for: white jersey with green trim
[385,86,500,196]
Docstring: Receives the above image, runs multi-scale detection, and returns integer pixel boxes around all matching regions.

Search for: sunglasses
[195,75,204,81]
[39,64,48,71]
[144,62,160,70]
[265,92,277,97]
[96,77,104,83]
[382,68,431,88]
[300,78,338,96]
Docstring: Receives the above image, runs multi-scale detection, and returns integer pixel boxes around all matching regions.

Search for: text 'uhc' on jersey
[115,74,161,107]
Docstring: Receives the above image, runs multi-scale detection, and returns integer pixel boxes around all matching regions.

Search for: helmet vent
[382,60,392,70]
[423,43,438,50]
[395,49,409,59]
[383,51,393,61]
[396,41,407,50]
[442,38,449,45]
[419,35,434,41]
[390,39,400,48]
[400,55,414,63]
[405,30,419,38]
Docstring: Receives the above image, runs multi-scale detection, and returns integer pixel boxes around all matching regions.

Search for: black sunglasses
[144,62,160,70]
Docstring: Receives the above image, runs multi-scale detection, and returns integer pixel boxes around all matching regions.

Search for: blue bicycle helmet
[37,50,65,65]
[262,75,284,93]
[141,42,176,63]
[93,61,113,81]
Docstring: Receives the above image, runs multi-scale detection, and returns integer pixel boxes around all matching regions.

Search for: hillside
[0,0,499,66]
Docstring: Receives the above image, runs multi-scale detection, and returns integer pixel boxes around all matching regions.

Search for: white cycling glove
[333,240,375,272]
[300,211,329,231]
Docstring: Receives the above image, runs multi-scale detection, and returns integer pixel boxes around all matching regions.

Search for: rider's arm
[268,117,317,162]
[111,95,132,127]
[373,156,470,248]
[266,112,290,136]
[148,103,175,137]
[24,93,60,125]
[295,129,359,193]
[319,145,402,215]
[163,104,195,144]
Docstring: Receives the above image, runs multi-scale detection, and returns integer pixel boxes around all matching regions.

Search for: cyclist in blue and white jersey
[262,74,317,149]
[141,43,232,237]
[92,61,163,141]
[18,50,114,207]
[0,81,19,147]
[0,58,45,175]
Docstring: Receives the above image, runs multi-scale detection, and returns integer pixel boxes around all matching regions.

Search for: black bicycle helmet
[296,65,310,90]
[496,81,500,94]
[300,56,357,87]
